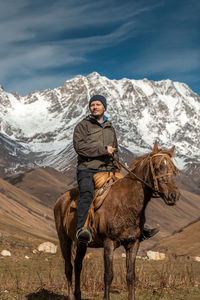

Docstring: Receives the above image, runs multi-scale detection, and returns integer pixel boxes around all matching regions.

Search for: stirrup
[76,228,92,244]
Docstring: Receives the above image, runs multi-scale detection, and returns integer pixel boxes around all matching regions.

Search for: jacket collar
[87,114,111,127]
[89,114,108,122]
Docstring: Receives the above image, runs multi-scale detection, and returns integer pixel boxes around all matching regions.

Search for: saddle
[93,171,123,189]
[84,171,124,233]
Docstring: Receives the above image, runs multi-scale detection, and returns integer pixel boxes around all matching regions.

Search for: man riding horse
[73,94,159,244]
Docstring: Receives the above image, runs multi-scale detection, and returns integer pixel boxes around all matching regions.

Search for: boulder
[147,250,165,260]
[37,242,57,254]
[1,250,11,257]
[194,256,200,262]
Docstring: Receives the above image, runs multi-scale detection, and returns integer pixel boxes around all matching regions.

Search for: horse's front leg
[103,238,114,300]
[124,240,139,300]
[74,242,87,300]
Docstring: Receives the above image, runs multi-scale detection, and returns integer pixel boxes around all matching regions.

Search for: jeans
[76,168,116,231]
[76,169,96,231]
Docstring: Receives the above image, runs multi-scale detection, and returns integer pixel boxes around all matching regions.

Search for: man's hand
[107,145,116,155]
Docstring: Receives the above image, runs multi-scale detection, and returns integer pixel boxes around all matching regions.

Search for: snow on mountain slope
[0,72,199,175]
[0,133,35,177]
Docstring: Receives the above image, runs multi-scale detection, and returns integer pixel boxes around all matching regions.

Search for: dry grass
[0,247,200,300]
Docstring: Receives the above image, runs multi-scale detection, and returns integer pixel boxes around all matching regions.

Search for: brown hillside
[152,220,200,256]
[177,170,200,195]
[139,188,200,252]
[0,178,57,242]
[4,167,76,208]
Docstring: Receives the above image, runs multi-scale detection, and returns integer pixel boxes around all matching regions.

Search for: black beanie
[89,95,107,110]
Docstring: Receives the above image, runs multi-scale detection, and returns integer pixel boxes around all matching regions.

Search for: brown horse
[54,142,180,300]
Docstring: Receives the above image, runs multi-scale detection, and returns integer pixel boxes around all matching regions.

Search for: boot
[76,227,92,244]
[139,227,159,242]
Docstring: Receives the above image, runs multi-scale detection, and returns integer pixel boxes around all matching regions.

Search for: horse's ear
[152,141,159,154]
[169,145,175,157]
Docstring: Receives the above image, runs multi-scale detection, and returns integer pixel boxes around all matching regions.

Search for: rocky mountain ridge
[0,72,199,176]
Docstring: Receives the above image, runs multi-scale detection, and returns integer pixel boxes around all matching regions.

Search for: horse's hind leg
[59,232,75,300]
[103,238,114,300]
[74,243,87,300]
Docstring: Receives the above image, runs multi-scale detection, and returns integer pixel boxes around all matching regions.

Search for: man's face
[90,100,105,117]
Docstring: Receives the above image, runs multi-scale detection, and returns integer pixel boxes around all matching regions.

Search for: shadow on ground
[26,288,120,300]
[25,288,94,300]
[26,288,67,300]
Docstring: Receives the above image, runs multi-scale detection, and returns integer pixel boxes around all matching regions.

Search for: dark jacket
[73,115,119,170]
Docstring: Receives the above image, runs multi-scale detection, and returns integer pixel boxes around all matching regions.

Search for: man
[73,94,158,243]
[73,94,118,243]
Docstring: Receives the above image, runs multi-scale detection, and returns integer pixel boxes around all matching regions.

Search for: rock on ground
[194,256,200,262]
[37,242,57,254]
[1,250,11,257]
[147,250,166,260]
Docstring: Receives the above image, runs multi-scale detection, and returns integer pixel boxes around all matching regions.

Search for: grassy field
[0,236,200,300]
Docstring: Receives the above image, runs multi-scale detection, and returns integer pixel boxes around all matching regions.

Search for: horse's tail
[54,190,78,261]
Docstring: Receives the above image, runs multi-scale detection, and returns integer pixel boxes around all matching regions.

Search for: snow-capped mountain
[0,72,199,175]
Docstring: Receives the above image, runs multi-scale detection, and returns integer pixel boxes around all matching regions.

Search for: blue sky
[0,0,199,95]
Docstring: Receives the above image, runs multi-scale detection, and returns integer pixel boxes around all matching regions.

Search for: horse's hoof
[68,294,76,300]
[74,292,81,300]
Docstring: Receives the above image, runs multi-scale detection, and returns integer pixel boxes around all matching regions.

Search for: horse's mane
[129,152,151,172]
[129,149,177,180]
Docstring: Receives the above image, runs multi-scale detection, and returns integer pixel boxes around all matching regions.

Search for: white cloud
[0,20,136,85]
[132,49,200,75]
[0,0,159,94]
[5,0,198,94]
[0,0,153,45]
[127,1,200,81]
[5,73,73,96]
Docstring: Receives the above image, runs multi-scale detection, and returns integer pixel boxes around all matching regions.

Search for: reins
[113,153,180,194]
[113,156,155,190]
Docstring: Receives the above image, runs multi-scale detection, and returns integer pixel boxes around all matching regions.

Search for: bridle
[113,153,180,196]
[149,153,180,192]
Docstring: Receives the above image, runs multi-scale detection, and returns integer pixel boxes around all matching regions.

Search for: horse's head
[149,141,181,205]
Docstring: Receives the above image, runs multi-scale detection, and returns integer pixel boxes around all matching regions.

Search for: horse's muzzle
[163,191,180,205]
